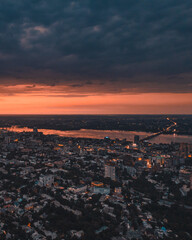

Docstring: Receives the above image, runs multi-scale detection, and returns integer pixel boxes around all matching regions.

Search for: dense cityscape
[0,116,192,240]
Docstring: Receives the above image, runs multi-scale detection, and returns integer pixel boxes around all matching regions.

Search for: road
[140,118,177,142]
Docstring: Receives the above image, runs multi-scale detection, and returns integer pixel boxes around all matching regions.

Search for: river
[1,126,192,144]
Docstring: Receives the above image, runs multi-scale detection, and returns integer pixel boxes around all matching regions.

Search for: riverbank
[1,126,192,144]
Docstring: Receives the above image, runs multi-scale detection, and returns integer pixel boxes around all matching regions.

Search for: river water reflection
[2,126,192,144]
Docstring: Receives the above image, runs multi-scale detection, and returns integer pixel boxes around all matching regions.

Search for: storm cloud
[0,0,192,93]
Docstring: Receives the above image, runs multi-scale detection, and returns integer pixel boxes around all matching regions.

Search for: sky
[0,0,192,114]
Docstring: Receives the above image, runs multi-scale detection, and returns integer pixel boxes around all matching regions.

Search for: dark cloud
[0,0,192,93]
[39,94,90,98]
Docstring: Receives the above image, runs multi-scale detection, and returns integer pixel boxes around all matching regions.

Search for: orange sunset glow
[0,84,191,114]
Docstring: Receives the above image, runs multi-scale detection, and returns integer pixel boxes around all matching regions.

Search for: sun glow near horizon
[0,84,191,114]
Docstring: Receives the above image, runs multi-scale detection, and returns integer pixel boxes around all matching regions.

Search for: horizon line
[0,113,192,116]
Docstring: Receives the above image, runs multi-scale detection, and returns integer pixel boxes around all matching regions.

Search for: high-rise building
[104,164,116,181]
[4,136,11,144]
[180,143,192,158]
[134,135,140,144]
[190,174,192,190]
[38,175,54,187]
[33,127,38,134]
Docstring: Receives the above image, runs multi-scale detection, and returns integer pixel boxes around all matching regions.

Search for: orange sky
[0,84,191,114]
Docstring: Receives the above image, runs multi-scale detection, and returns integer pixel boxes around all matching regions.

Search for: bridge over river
[140,119,177,142]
